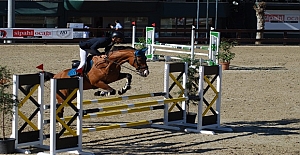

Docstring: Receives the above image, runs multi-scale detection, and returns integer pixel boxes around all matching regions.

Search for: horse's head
[109,46,149,77]
[132,48,149,77]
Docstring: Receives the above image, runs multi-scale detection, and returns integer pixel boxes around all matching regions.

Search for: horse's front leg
[118,73,132,95]
[93,81,117,96]
[93,73,132,96]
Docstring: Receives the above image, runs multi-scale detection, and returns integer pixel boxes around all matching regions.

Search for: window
[160,17,213,37]
[6,16,58,28]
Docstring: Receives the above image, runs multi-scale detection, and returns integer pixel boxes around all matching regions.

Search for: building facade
[0,0,299,37]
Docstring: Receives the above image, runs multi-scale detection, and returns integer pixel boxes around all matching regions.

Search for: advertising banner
[0,28,73,39]
[265,10,300,30]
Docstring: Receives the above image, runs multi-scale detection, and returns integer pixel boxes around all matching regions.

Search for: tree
[253,2,266,45]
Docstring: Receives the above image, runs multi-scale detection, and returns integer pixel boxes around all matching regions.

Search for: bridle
[133,56,148,71]
[104,49,148,75]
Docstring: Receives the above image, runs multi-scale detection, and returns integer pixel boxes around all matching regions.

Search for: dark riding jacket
[79,37,114,55]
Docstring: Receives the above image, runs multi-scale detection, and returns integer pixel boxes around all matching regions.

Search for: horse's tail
[25,71,55,92]
[43,71,55,81]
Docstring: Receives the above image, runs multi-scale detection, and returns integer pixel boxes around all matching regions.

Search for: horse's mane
[111,46,136,52]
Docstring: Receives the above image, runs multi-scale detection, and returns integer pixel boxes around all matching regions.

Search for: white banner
[265,10,300,30]
[0,28,73,39]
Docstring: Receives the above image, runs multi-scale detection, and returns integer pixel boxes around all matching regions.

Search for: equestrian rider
[77,31,124,71]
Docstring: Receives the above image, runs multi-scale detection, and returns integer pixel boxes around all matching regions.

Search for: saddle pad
[68,68,78,77]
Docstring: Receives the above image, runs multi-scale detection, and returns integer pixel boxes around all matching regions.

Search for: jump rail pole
[43,92,166,110]
[55,105,165,123]
[64,119,163,136]
[76,92,166,105]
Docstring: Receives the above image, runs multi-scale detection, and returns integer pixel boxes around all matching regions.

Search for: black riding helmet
[111,31,124,39]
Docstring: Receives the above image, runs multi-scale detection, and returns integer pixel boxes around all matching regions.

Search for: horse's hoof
[118,85,131,95]
[100,90,116,96]
[57,112,63,118]
[110,89,116,95]
[118,90,123,95]
[100,91,107,96]
[94,91,101,96]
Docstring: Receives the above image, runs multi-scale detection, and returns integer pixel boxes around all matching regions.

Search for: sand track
[0,45,299,155]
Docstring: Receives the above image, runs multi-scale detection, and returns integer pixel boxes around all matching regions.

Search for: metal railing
[1,28,299,45]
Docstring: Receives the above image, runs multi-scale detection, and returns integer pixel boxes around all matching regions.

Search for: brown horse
[26,46,149,117]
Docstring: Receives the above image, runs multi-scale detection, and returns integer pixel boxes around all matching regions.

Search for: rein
[104,57,142,75]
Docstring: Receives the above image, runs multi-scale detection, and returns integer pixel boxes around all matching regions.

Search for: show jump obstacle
[132,26,220,64]
[12,63,231,155]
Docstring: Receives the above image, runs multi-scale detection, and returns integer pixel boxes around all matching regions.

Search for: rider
[76,31,124,71]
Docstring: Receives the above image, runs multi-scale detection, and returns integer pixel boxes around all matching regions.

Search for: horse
[26,46,149,117]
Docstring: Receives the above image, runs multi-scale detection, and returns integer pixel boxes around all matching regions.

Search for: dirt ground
[0,44,299,155]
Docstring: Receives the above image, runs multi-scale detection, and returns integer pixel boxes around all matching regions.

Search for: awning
[0,1,59,15]
[15,2,58,15]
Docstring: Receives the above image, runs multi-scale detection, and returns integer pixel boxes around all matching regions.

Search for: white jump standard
[151,63,232,134]
[11,73,48,154]
[37,77,87,155]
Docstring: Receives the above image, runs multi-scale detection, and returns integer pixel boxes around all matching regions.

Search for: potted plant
[216,38,237,70]
[134,37,147,49]
[0,66,19,154]
[166,56,200,123]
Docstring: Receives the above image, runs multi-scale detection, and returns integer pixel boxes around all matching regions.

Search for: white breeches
[77,48,87,69]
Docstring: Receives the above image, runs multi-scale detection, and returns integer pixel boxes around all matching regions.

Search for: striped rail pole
[44,92,166,124]
[63,119,163,136]
[79,97,185,113]
[44,92,166,110]
[79,92,165,105]
[44,105,165,123]
[79,97,186,112]
[63,97,189,136]
[64,97,185,122]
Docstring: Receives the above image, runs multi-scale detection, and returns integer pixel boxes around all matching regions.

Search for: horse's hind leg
[118,73,132,95]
